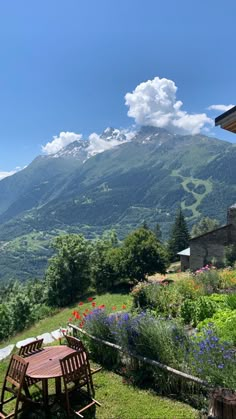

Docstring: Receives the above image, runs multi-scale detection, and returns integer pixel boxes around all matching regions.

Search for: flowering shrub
[131,282,153,309]
[219,268,236,289]
[82,307,189,369]
[174,278,204,300]
[132,282,182,317]
[193,269,221,293]
[189,325,236,389]
[195,264,215,274]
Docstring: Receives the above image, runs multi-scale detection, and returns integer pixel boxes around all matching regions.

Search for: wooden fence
[68,322,212,389]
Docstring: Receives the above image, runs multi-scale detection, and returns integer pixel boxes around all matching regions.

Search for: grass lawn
[0,292,199,418]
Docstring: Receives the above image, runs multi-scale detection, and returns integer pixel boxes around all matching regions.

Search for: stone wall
[190,225,231,270]
[180,255,190,271]
[227,206,236,242]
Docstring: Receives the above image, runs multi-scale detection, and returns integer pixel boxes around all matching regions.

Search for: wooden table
[26,345,76,407]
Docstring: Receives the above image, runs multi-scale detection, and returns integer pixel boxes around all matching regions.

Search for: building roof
[215,105,236,133]
[190,224,231,241]
[177,247,190,256]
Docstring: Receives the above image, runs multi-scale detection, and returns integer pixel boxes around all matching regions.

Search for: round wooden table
[26,345,76,407]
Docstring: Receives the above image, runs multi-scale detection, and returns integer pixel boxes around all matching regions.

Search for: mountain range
[1,126,236,282]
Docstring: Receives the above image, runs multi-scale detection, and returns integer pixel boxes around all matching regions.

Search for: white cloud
[87,129,131,157]
[0,167,23,181]
[42,131,83,155]
[125,76,213,135]
[207,104,234,112]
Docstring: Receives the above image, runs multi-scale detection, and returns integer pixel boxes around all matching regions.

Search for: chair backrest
[5,354,29,388]
[65,335,86,352]
[19,338,44,357]
[0,355,29,418]
[60,351,90,386]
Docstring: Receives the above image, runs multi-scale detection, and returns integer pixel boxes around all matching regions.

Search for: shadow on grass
[19,391,98,419]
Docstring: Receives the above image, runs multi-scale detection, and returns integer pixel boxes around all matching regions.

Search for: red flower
[122,305,126,309]
[87,297,94,302]
[112,306,117,310]
[83,313,87,317]
[79,322,84,328]
[75,313,81,319]
[98,304,105,309]
[68,317,72,322]
[72,310,76,316]
[78,302,84,306]
[92,302,96,307]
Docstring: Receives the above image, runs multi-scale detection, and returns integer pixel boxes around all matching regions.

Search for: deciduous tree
[46,234,91,307]
[122,227,168,281]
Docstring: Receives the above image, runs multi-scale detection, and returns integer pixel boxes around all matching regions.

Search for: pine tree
[154,223,162,242]
[168,208,190,262]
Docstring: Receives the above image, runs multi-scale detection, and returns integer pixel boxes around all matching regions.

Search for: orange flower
[75,313,81,319]
[92,302,96,307]
[122,304,126,309]
[112,306,117,310]
[85,308,89,312]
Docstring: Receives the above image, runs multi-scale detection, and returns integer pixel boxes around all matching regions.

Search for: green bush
[226,293,236,310]
[197,309,236,345]
[175,278,204,300]
[180,294,228,326]
[132,282,182,317]
[224,244,236,266]
[194,270,221,293]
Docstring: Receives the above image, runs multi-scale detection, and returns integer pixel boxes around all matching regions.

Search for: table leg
[55,377,62,397]
[42,379,49,407]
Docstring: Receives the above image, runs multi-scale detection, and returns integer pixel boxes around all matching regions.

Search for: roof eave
[215,105,236,133]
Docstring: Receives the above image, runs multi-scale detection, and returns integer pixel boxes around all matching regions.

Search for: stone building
[178,105,236,271]
[190,204,236,270]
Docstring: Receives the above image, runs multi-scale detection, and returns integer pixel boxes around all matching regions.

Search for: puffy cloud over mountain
[125,76,213,135]
[42,132,83,154]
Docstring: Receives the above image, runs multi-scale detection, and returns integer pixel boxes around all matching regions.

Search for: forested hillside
[0,126,236,282]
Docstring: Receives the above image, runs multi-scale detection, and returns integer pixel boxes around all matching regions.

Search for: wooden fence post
[208,389,236,419]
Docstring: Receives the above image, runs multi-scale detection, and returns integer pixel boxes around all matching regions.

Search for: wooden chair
[18,338,44,358]
[60,351,101,418]
[0,354,29,419]
[65,335,102,376]
[18,339,44,390]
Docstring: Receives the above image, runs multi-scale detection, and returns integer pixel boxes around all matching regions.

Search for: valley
[0,126,236,282]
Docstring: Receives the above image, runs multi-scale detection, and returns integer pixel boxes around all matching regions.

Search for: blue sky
[0,0,236,177]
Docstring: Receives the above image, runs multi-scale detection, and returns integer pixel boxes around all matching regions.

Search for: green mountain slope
[0,127,235,282]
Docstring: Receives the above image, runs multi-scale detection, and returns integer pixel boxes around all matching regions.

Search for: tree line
[0,209,220,341]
